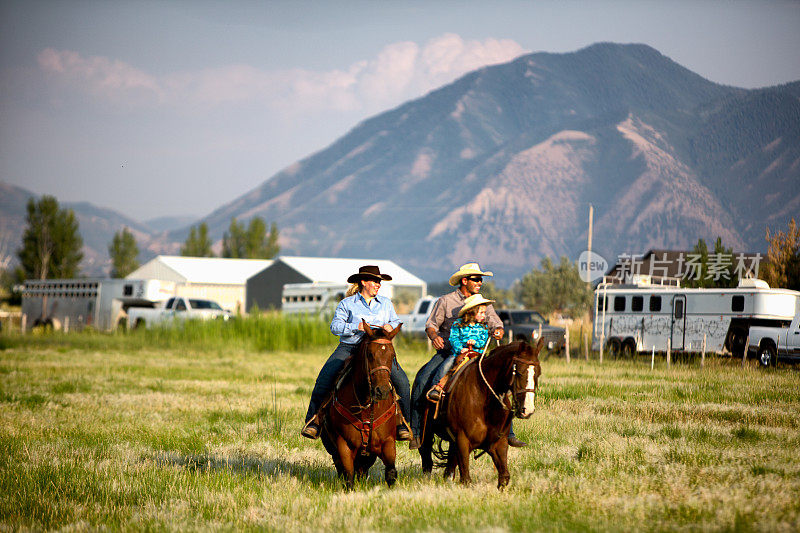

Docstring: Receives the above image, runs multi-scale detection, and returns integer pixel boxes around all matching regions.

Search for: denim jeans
[409,350,449,436]
[305,342,411,424]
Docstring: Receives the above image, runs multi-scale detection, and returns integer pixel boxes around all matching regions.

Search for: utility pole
[587,204,594,290]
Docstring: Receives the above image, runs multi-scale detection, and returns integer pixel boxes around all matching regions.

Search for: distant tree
[181,223,214,257]
[263,221,280,259]
[683,237,736,288]
[762,217,800,290]
[481,280,515,309]
[17,195,83,280]
[108,227,140,278]
[222,217,280,259]
[516,256,591,318]
[221,218,246,258]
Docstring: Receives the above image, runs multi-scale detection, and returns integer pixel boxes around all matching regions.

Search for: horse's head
[359,319,401,402]
[511,338,543,419]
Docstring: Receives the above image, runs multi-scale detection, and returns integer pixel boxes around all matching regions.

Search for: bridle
[478,345,537,415]
[363,337,394,400]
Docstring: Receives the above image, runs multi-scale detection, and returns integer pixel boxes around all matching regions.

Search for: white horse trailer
[20,278,176,332]
[281,282,350,314]
[281,281,402,314]
[592,276,800,357]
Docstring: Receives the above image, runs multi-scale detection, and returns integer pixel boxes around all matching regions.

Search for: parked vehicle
[496,309,566,352]
[592,275,800,357]
[281,282,349,314]
[127,296,230,329]
[20,278,176,332]
[747,304,800,366]
[397,296,437,336]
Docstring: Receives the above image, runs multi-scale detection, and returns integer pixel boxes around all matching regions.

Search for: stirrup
[427,386,443,402]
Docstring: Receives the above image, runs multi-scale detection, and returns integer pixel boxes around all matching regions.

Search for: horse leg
[443,442,457,481]
[419,445,432,474]
[336,437,356,489]
[455,432,472,485]
[487,439,511,490]
[354,453,376,480]
[381,439,398,487]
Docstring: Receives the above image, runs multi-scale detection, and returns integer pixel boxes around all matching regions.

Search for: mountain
[4,43,798,283]
[178,42,798,282]
[145,215,198,233]
[0,182,177,276]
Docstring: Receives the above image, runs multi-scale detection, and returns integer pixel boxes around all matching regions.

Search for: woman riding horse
[320,320,403,487]
[301,265,412,442]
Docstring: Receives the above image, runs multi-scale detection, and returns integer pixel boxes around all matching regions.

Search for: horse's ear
[535,337,545,354]
[361,319,374,338]
[385,323,402,340]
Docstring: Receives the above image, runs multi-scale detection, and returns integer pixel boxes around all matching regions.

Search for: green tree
[263,221,280,259]
[221,218,246,258]
[17,195,83,279]
[683,237,736,288]
[108,227,140,278]
[181,223,214,257]
[481,280,515,309]
[222,217,280,259]
[763,217,800,290]
[516,256,591,318]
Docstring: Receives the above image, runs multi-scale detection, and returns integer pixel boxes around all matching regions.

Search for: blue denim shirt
[330,293,400,345]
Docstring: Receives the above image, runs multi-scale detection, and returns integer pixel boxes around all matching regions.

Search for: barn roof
[274,256,426,287]
[127,256,273,285]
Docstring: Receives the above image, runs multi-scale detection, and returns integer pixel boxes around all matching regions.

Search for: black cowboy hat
[347,265,393,283]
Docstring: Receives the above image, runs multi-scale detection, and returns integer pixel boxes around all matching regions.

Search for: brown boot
[300,415,321,439]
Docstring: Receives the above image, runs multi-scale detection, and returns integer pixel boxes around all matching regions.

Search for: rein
[478,343,536,412]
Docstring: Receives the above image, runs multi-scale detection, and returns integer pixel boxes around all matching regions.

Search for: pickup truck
[127,297,230,329]
[747,308,800,366]
[496,309,566,352]
[398,296,436,337]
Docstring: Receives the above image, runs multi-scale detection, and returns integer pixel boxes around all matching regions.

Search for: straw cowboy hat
[448,262,494,286]
[347,265,393,283]
[459,294,496,317]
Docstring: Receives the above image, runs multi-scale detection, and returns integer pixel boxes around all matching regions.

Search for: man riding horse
[409,262,527,449]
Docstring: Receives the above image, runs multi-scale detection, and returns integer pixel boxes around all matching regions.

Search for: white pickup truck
[398,296,436,337]
[127,296,230,329]
[747,308,800,366]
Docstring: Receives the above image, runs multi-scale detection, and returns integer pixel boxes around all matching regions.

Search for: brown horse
[419,339,542,489]
[320,320,402,488]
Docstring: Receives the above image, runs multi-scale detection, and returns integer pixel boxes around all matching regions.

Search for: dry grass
[1,330,799,531]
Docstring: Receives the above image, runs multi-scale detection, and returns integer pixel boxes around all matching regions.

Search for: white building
[246,256,427,312]
[126,256,273,313]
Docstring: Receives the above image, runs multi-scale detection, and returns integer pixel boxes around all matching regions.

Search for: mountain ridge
[2,43,798,282]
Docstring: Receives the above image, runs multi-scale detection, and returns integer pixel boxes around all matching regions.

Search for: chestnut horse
[419,339,542,489]
[320,320,402,488]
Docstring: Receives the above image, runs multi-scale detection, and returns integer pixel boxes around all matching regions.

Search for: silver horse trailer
[592,276,800,357]
[20,278,175,332]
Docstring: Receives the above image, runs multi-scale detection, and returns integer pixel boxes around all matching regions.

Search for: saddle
[319,354,411,442]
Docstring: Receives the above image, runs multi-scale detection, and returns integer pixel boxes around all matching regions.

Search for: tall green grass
[2,329,799,531]
[2,313,430,354]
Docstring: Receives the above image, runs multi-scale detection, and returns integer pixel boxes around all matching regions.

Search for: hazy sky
[1,0,799,222]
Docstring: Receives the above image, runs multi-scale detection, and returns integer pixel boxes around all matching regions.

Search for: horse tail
[431,436,450,468]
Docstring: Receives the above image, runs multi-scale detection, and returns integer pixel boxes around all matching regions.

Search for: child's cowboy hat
[458,294,495,317]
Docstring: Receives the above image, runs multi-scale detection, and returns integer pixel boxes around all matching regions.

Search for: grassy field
[1,326,799,531]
